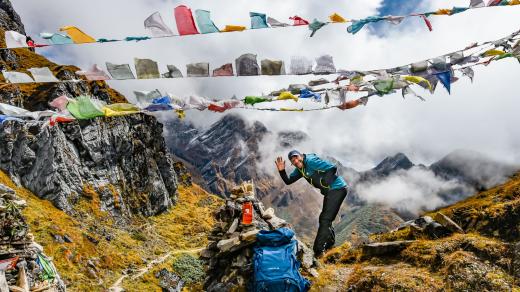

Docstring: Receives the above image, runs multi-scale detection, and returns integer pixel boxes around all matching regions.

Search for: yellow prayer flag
[221,25,246,32]
[277,91,299,102]
[434,9,451,15]
[403,75,432,91]
[329,13,348,23]
[482,49,506,57]
[102,103,140,117]
[59,26,96,43]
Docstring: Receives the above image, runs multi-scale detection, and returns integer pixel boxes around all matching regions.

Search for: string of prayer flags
[106,63,135,80]
[250,12,269,29]
[76,64,111,81]
[213,63,234,76]
[135,58,160,79]
[0,4,517,51]
[59,26,96,44]
[236,54,260,76]
[289,16,309,26]
[195,10,220,34]
[174,5,200,35]
[144,12,174,37]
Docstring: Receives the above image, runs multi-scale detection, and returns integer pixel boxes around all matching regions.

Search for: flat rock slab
[362,240,415,257]
[434,212,464,234]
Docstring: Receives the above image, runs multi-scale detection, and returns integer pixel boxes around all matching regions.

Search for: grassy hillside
[313,172,520,291]
[0,170,222,291]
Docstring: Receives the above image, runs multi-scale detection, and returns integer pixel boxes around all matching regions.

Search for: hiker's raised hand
[275,157,285,171]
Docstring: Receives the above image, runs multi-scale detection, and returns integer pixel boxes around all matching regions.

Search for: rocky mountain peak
[374,153,414,173]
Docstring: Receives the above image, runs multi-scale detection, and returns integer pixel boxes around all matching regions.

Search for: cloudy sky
[11,0,520,171]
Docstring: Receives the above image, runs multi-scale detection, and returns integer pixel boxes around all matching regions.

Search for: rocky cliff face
[0,115,178,218]
[0,0,179,218]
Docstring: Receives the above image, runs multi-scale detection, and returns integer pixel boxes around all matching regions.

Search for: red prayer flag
[420,15,433,31]
[289,16,309,26]
[174,5,200,35]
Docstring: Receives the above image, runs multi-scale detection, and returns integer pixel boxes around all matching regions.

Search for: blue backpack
[252,228,311,292]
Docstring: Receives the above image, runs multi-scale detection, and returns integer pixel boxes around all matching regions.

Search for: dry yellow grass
[0,170,222,291]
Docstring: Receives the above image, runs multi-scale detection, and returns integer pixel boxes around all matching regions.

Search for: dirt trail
[109,248,204,292]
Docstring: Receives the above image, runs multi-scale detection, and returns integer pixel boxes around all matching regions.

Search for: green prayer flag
[66,95,106,119]
[244,96,270,105]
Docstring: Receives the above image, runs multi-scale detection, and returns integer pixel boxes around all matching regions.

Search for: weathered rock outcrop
[0,0,180,220]
[0,114,179,218]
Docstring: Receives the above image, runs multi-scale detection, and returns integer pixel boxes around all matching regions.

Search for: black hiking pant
[313,187,348,257]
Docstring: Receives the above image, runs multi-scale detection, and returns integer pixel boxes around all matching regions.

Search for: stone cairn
[200,181,317,291]
[0,184,65,292]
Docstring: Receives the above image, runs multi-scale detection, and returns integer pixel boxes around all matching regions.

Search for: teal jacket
[279,154,348,194]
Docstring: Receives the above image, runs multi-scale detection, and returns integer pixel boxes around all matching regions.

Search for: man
[275,150,348,257]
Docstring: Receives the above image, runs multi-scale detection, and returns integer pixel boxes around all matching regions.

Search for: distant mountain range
[164,114,518,244]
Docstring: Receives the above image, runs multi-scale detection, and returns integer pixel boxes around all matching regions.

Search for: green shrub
[172,254,204,283]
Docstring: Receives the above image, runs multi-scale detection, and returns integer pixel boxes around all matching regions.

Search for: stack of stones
[200,181,317,292]
[0,184,65,292]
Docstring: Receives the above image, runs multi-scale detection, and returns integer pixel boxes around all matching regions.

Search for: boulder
[216,237,241,253]
[424,222,451,239]
[266,215,288,229]
[434,212,464,234]
[226,219,239,235]
[240,229,259,243]
[262,208,274,220]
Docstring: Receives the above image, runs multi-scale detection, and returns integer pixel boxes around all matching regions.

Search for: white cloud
[10,0,520,170]
[355,167,473,215]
